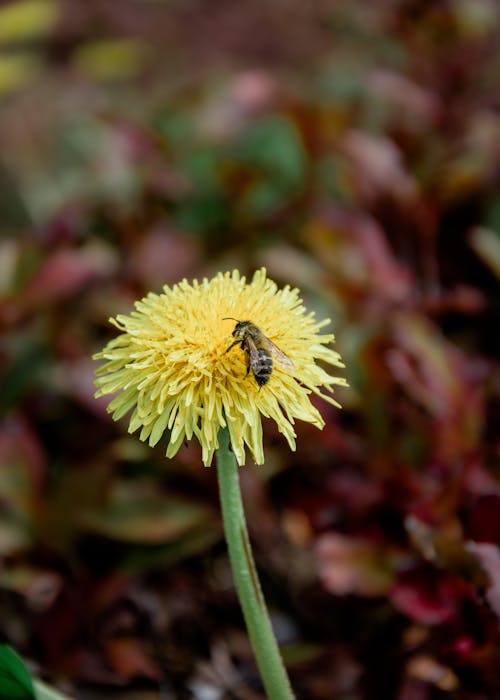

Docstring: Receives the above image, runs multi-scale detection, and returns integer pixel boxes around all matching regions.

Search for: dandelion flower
[94,268,347,466]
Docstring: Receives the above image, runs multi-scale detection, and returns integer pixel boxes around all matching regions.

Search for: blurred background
[1,0,500,698]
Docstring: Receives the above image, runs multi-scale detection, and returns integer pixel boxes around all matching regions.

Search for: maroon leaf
[390,566,467,625]
[467,495,500,543]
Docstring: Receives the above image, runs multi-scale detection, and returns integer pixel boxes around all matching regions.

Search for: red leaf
[21,246,116,309]
[390,567,465,625]
[467,495,500,543]
[104,637,161,682]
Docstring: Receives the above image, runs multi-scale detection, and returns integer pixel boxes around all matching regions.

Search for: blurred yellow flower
[94,268,347,466]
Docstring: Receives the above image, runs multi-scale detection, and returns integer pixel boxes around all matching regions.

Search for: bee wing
[245,336,262,374]
[263,338,295,373]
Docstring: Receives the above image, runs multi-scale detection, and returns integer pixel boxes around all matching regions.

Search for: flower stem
[216,428,295,700]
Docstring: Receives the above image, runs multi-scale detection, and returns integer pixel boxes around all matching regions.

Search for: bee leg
[223,339,240,354]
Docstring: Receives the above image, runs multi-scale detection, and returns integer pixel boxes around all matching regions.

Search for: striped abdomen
[251,348,273,386]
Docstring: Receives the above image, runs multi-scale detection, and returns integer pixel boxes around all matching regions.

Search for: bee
[223,318,295,386]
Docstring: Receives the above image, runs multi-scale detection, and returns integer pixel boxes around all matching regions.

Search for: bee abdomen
[254,348,273,386]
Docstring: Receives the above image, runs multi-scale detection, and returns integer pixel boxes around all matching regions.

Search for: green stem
[216,428,295,700]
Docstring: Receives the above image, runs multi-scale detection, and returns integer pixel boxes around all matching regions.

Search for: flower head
[94,268,347,466]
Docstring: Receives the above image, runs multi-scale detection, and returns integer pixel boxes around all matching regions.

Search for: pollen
[94,268,347,466]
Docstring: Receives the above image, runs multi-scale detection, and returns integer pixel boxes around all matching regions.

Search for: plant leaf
[0,646,35,700]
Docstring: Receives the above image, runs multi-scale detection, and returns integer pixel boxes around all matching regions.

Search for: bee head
[223,317,248,338]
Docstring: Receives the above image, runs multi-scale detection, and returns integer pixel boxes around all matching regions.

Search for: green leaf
[78,480,216,545]
[174,192,229,234]
[0,646,35,700]
[0,341,49,412]
[0,164,32,230]
[33,679,72,700]
[233,115,306,188]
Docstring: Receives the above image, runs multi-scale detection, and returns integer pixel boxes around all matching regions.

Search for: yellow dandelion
[94,268,347,466]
